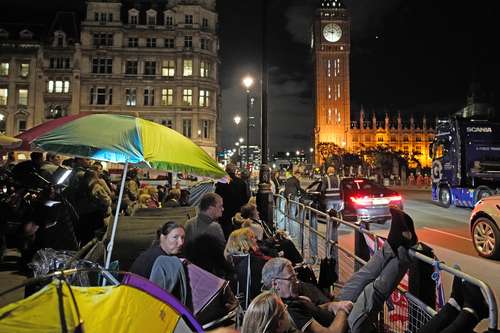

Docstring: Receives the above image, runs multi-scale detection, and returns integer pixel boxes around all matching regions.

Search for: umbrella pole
[105,161,129,270]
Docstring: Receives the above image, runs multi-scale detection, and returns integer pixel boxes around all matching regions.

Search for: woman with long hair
[224,228,270,303]
[241,291,291,333]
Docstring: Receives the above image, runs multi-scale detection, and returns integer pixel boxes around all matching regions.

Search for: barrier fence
[273,194,498,333]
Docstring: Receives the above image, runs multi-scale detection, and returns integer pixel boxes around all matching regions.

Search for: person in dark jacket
[130,221,185,278]
[215,164,250,239]
[284,170,303,199]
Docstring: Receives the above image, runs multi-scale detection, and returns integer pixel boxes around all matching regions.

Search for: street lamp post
[242,76,254,169]
[257,0,273,229]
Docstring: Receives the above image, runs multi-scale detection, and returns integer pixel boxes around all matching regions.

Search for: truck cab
[430,116,500,208]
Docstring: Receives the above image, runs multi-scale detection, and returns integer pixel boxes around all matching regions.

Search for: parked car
[469,195,500,259]
[302,178,403,224]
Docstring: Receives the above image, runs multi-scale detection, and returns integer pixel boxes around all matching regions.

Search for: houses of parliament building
[312,0,434,168]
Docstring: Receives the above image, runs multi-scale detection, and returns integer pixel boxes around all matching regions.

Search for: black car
[303,178,403,224]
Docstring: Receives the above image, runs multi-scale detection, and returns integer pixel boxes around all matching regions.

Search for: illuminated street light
[242,76,254,91]
[235,142,240,146]
[295,150,300,156]
[286,152,290,157]
[233,115,241,125]
[239,137,244,143]
[242,75,254,168]
[309,147,314,153]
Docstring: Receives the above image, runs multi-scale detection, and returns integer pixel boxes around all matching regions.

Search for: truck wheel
[439,186,451,208]
[476,187,493,203]
[472,217,500,259]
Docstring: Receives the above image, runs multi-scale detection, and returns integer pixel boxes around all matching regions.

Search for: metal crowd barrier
[273,194,498,332]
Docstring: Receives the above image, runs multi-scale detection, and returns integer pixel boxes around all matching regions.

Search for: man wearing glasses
[261,207,417,333]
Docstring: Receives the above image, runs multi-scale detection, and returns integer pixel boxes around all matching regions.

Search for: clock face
[322,23,342,43]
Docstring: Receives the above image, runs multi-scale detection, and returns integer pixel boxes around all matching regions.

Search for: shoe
[463,281,489,320]
[387,207,418,253]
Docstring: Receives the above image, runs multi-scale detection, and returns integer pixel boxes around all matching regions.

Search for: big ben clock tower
[312,0,351,164]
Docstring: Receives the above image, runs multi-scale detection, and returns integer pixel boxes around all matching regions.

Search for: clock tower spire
[312,0,351,164]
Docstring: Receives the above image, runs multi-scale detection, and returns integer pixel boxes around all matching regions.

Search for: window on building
[147,13,157,25]
[428,135,433,142]
[201,38,209,50]
[403,135,409,142]
[92,58,113,74]
[93,33,113,46]
[17,119,26,133]
[390,135,396,142]
[49,57,70,69]
[46,105,66,119]
[125,88,137,106]
[415,146,421,153]
[19,63,29,77]
[200,61,211,78]
[416,135,421,142]
[184,36,192,48]
[161,60,175,77]
[130,14,138,25]
[109,13,113,22]
[100,13,108,24]
[146,38,157,48]
[17,89,28,106]
[48,80,70,93]
[164,38,175,48]
[90,87,112,105]
[202,18,208,29]
[161,119,173,128]
[144,61,156,76]
[199,90,210,107]
[182,119,192,137]
[16,89,29,106]
[161,88,174,106]
[128,37,138,47]
[0,88,7,105]
[201,120,210,139]
[144,88,155,106]
[377,136,384,142]
[125,60,138,75]
[365,135,371,142]
[183,59,192,76]
[165,16,173,27]
[182,89,192,106]
[185,15,193,24]
[0,63,9,76]
[352,135,358,142]
[403,146,409,153]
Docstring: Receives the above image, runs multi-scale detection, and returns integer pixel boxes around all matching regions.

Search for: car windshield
[343,179,385,192]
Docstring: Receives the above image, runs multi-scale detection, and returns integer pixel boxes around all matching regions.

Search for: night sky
[2,0,499,154]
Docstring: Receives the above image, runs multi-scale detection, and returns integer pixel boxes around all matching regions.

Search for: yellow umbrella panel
[0,281,199,333]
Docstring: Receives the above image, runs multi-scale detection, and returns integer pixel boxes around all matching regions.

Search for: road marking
[423,227,472,241]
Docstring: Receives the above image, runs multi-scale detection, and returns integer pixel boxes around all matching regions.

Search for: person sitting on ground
[224,227,271,302]
[241,291,297,333]
[129,221,185,279]
[261,206,418,333]
[416,267,489,333]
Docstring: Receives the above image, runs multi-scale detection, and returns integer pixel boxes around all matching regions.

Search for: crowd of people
[1,155,492,332]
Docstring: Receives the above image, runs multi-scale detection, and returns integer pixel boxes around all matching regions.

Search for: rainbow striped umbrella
[17,113,226,268]
[17,113,225,178]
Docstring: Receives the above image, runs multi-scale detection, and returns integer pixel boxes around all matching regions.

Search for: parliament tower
[312,0,351,164]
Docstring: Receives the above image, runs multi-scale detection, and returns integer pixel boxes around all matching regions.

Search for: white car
[470,195,500,259]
